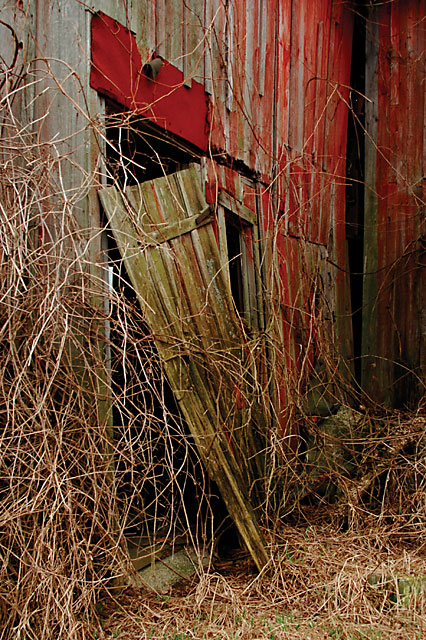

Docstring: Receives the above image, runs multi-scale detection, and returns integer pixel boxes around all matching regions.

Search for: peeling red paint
[362,1,426,405]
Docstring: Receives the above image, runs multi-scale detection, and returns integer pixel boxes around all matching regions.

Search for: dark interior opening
[345,6,366,383]
[104,98,201,185]
[225,212,246,317]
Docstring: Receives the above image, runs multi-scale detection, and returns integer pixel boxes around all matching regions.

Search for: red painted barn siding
[90,11,210,151]
[363,1,426,406]
[89,0,355,419]
[90,1,354,243]
[202,0,354,418]
[5,0,423,412]
[273,1,354,419]
[205,0,278,176]
[273,0,353,296]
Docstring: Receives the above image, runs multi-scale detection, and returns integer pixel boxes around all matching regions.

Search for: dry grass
[93,410,426,640]
[96,522,426,640]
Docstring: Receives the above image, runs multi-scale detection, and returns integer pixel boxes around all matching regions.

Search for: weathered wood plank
[134,207,214,245]
[360,1,426,405]
[361,6,380,400]
[218,190,257,226]
[100,168,268,571]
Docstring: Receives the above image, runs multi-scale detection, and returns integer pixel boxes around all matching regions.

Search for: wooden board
[362,2,426,406]
[99,168,268,571]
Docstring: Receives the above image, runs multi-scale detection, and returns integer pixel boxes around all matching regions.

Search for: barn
[0,0,425,636]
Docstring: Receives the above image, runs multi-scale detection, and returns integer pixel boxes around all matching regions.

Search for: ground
[95,520,426,640]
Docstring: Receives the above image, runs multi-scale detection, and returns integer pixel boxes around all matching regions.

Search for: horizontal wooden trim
[140,206,213,245]
[218,190,257,226]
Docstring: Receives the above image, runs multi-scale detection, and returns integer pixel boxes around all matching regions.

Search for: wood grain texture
[363,2,426,405]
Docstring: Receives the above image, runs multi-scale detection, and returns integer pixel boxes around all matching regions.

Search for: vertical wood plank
[362,6,380,400]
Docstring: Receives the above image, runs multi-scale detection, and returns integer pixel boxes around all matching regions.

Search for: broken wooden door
[99,168,268,571]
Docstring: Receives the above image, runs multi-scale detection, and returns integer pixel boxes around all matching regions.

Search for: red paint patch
[90,11,210,151]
